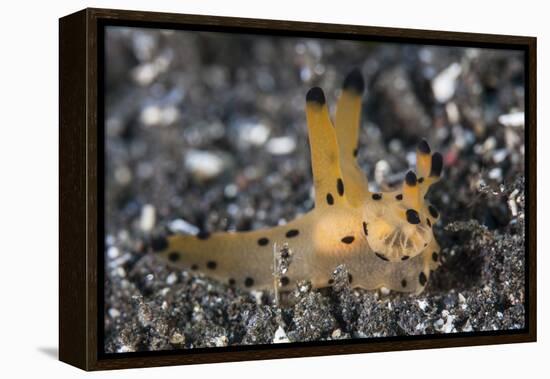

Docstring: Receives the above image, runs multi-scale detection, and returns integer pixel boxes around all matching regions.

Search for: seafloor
[103,28,526,352]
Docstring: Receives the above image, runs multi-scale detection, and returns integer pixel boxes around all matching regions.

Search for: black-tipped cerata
[418,139,431,154]
[430,152,443,177]
[342,68,365,94]
[306,86,326,105]
[405,171,417,186]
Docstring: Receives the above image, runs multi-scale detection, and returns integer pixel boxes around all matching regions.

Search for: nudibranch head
[362,143,443,262]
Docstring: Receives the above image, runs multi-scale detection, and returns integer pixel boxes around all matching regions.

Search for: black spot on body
[353,148,358,157]
[348,273,353,284]
[401,279,407,288]
[405,171,417,186]
[168,252,180,262]
[342,68,365,94]
[337,178,344,196]
[401,255,410,261]
[375,252,389,261]
[427,218,432,227]
[341,236,354,244]
[151,236,168,252]
[286,229,299,238]
[372,193,382,200]
[418,177,424,184]
[258,237,269,246]
[430,152,443,177]
[228,278,236,286]
[191,264,198,270]
[306,87,326,105]
[395,194,403,201]
[244,277,254,287]
[419,272,427,286]
[328,278,334,285]
[362,222,368,236]
[280,276,290,286]
[406,209,421,224]
[432,252,439,262]
[428,205,439,218]
[207,261,217,270]
[326,193,334,205]
[197,230,211,240]
[418,139,431,154]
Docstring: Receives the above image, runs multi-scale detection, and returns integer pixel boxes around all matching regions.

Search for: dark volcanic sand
[103,28,526,353]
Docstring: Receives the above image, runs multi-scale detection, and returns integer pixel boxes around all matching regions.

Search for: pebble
[114,165,132,185]
[462,320,473,332]
[493,149,508,164]
[417,299,429,312]
[139,204,156,232]
[266,136,296,155]
[273,326,290,343]
[214,335,229,347]
[224,183,238,198]
[108,308,121,318]
[488,167,503,181]
[107,246,120,259]
[170,332,185,345]
[445,102,460,124]
[117,345,134,353]
[331,329,342,339]
[166,272,178,285]
[432,62,462,103]
[185,150,226,181]
[238,122,270,147]
[169,219,200,235]
[498,112,524,128]
[374,160,391,186]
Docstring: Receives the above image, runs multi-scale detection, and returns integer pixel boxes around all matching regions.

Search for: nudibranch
[150,69,443,294]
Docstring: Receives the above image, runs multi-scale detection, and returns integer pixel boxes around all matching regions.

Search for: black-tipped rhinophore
[342,68,365,94]
[430,152,443,177]
[306,87,326,105]
[418,139,431,154]
[405,171,417,186]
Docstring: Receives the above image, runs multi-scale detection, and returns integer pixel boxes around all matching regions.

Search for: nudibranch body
[151,69,443,294]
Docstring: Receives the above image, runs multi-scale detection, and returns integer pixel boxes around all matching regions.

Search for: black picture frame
[59,7,537,371]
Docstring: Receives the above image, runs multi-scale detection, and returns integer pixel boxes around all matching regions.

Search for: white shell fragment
[266,136,297,155]
[185,149,226,181]
[139,204,156,232]
[273,325,290,343]
[432,62,462,103]
[498,112,524,128]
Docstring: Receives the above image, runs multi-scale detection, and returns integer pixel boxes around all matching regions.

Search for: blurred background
[105,27,524,235]
[103,26,526,352]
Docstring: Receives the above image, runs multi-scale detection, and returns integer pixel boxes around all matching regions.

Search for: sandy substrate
[103,27,526,352]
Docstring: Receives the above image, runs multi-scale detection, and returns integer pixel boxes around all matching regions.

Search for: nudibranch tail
[151,213,316,291]
[150,68,444,295]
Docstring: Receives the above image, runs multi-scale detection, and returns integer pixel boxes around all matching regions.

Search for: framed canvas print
[59,8,536,371]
